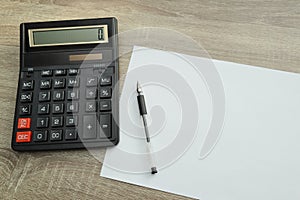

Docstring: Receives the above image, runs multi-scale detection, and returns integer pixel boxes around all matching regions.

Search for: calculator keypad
[14,66,116,148]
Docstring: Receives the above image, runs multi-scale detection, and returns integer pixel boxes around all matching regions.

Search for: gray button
[83,115,96,139]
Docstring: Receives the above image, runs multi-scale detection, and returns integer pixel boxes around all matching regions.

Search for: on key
[17,118,31,129]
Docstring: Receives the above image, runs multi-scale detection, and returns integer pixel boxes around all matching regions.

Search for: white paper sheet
[101,46,300,200]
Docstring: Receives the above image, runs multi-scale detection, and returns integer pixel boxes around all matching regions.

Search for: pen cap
[137,95,147,115]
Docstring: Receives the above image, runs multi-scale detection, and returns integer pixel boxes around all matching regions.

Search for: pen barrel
[146,142,157,173]
[137,95,147,115]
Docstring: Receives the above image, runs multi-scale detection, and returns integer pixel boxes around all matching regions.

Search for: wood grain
[0,0,299,199]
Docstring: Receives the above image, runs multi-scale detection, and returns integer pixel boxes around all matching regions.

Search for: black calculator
[11,18,119,151]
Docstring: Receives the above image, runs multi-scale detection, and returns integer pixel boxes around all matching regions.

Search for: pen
[136,81,158,174]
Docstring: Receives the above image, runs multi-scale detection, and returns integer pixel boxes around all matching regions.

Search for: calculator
[11,18,119,151]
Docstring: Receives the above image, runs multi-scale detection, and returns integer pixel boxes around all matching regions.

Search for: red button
[17,118,31,129]
[16,131,32,143]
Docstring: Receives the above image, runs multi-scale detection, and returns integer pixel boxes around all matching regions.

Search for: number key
[51,116,63,127]
[67,90,79,100]
[33,130,48,142]
[53,91,65,101]
[36,117,49,128]
[66,115,78,127]
[37,104,50,114]
[52,103,64,114]
[39,91,50,102]
[50,130,62,141]
[67,102,79,113]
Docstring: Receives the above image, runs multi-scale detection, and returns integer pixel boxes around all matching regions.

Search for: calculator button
[21,80,34,90]
[50,130,63,141]
[40,80,51,89]
[51,116,63,127]
[99,100,111,111]
[100,88,111,98]
[67,77,80,88]
[66,115,78,127]
[33,130,48,142]
[19,105,31,115]
[17,118,31,129]
[68,69,80,75]
[86,77,98,87]
[83,115,96,139]
[86,88,97,99]
[38,104,50,114]
[36,117,49,128]
[53,91,65,101]
[86,101,97,112]
[67,90,79,100]
[39,91,51,102]
[53,78,65,88]
[65,129,78,140]
[20,92,33,103]
[100,76,112,86]
[16,131,32,143]
[41,70,52,76]
[67,102,79,113]
[54,69,66,76]
[52,103,64,114]
[100,114,111,138]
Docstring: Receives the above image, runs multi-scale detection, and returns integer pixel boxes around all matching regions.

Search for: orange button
[17,118,31,129]
[16,131,32,143]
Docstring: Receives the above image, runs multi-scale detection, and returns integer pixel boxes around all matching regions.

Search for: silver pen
[136,81,158,174]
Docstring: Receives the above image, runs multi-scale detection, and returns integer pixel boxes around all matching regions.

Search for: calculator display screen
[28,25,108,47]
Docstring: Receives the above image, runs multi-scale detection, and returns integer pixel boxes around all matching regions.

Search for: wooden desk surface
[0,0,299,199]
